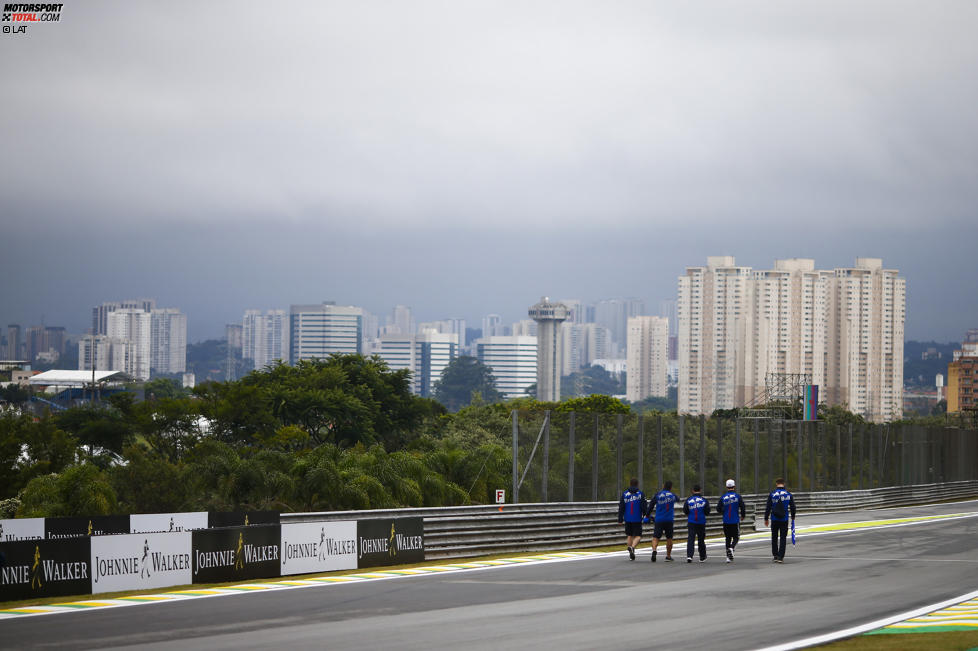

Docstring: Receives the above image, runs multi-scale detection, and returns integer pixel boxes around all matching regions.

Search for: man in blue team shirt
[717,479,746,563]
[764,477,797,563]
[617,478,647,561]
[683,484,710,563]
[647,480,678,562]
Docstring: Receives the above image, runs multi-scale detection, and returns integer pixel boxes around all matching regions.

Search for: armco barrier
[284,480,978,560]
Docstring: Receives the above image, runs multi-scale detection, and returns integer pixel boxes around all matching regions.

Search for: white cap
[725,479,736,488]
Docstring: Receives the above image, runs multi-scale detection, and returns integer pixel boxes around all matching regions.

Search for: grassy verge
[815,630,978,650]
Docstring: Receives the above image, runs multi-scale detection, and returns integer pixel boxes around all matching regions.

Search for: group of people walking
[617,477,797,563]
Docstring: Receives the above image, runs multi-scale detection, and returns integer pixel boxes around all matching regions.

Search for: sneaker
[775,558,784,564]
[651,550,657,562]
[725,557,731,563]
[665,556,674,562]
[726,548,733,561]
[628,546,635,561]
[773,557,779,563]
[699,557,707,563]
[686,557,693,563]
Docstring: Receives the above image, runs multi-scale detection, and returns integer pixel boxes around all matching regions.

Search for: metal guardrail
[282,481,978,560]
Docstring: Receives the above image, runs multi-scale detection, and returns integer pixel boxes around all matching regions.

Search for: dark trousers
[723,523,740,550]
[686,523,706,560]
[771,520,789,559]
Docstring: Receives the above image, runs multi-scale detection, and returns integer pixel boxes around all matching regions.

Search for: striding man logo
[244,515,249,527]
[388,523,397,558]
[234,532,244,570]
[318,527,326,561]
[31,546,43,590]
[87,520,93,536]
[140,539,151,579]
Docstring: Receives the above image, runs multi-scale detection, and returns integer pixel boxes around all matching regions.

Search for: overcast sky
[2,1,977,342]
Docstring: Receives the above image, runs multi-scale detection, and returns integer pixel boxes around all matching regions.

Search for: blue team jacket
[618,487,647,523]
[717,491,746,524]
[765,488,796,522]
[650,490,678,522]
[683,494,709,525]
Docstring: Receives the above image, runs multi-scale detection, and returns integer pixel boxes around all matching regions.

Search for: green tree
[561,365,625,399]
[433,356,503,412]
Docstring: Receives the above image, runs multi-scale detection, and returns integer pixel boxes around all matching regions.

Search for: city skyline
[2,2,977,342]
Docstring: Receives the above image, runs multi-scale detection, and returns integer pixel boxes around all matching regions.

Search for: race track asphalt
[2,500,977,650]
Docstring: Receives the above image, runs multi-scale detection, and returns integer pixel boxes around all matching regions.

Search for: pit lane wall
[0,517,423,601]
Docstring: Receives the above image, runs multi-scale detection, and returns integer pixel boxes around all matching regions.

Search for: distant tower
[529,297,569,402]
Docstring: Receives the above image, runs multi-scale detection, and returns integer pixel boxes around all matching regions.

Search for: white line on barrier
[754,589,978,651]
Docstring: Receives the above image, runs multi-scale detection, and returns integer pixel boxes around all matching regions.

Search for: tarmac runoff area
[1,500,977,650]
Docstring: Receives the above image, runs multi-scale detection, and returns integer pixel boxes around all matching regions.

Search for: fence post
[657,414,663,490]
[781,420,787,484]
[858,425,864,490]
[592,414,599,502]
[848,423,853,490]
[638,414,645,492]
[836,425,841,491]
[753,419,759,495]
[797,421,803,491]
[717,418,724,495]
[810,422,817,492]
[767,420,774,491]
[868,424,875,488]
[542,410,550,502]
[679,414,686,497]
[735,418,741,491]
[512,410,519,504]
[699,414,706,491]
[568,412,575,502]
[616,414,624,494]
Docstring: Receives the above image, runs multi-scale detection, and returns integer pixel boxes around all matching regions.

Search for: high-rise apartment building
[242,309,289,371]
[626,316,669,402]
[5,325,22,360]
[560,323,612,376]
[476,336,537,400]
[150,308,187,374]
[107,309,152,380]
[92,299,156,335]
[678,256,753,416]
[390,305,415,336]
[290,303,363,363]
[24,326,66,361]
[678,256,905,422]
[511,320,537,338]
[594,298,646,354]
[482,314,504,338]
[375,331,459,397]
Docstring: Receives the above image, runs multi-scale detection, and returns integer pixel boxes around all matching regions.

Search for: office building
[529,297,568,402]
[290,303,363,363]
[482,314,504,338]
[375,331,459,397]
[594,298,646,353]
[626,316,669,401]
[476,336,537,400]
[389,305,415,336]
[242,309,289,371]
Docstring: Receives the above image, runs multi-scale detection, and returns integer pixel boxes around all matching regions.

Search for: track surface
[3,500,977,650]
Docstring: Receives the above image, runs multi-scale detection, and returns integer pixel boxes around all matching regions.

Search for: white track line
[755,589,978,651]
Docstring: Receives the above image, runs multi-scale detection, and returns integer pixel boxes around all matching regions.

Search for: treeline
[1,355,960,518]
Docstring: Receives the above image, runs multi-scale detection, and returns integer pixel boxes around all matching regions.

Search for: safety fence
[505,411,978,504]
[285,480,978,559]
[0,516,423,602]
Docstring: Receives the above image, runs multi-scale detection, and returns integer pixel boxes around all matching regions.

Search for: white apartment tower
[290,303,363,363]
[626,316,669,402]
[678,256,905,422]
[678,256,752,415]
[528,298,569,402]
[824,258,905,422]
[375,331,459,397]
[242,309,289,371]
[106,309,152,380]
[150,308,187,374]
[476,336,538,400]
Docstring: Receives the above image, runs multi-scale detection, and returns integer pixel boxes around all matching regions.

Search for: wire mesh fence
[509,411,978,503]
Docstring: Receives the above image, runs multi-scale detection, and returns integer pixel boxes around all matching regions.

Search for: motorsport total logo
[2,3,63,35]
